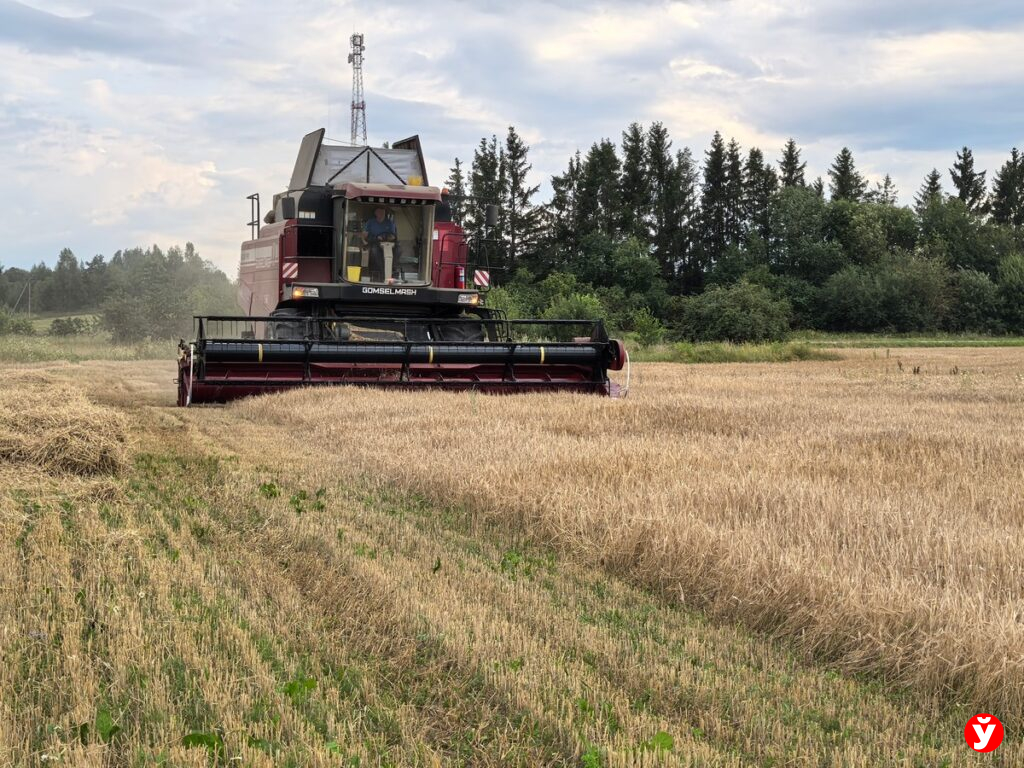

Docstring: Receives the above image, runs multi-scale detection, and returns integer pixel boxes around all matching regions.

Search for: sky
[1,0,1022,272]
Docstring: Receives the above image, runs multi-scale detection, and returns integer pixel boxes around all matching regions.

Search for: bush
[997,253,1024,333]
[484,285,526,320]
[541,292,604,341]
[630,308,665,348]
[672,281,791,343]
[816,267,882,331]
[48,316,96,336]
[947,270,1002,334]
[0,309,34,336]
[818,253,950,332]
[741,267,820,329]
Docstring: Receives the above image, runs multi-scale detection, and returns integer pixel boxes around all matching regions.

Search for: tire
[436,317,485,342]
[269,308,304,340]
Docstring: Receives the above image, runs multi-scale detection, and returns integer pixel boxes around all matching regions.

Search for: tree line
[0,244,236,342]
[447,127,1024,341]
[5,132,1022,345]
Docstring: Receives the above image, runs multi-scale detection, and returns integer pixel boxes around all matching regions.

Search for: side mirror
[485,204,500,227]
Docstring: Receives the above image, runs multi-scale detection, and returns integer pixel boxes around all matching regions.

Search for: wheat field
[1,348,1021,765]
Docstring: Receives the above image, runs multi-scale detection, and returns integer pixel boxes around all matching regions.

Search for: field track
[1,348,1021,766]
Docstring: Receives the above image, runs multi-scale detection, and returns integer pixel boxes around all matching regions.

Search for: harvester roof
[341,182,441,202]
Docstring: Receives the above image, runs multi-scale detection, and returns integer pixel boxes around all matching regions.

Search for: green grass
[0,333,172,363]
[629,341,839,364]
[793,330,1024,348]
[626,333,1024,362]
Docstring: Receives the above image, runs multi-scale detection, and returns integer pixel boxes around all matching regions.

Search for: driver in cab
[361,206,400,281]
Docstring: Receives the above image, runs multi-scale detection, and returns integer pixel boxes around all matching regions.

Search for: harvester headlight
[457,293,480,305]
[291,286,320,299]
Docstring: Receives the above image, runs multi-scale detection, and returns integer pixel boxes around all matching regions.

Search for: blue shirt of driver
[364,216,397,239]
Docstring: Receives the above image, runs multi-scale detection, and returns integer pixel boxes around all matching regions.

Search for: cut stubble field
[1,346,1021,765]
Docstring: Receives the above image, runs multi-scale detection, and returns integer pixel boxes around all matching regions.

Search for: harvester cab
[177,129,628,405]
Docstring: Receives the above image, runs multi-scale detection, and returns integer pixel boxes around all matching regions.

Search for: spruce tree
[468,136,500,230]
[914,168,944,216]
[52,248,84,312]
[647,122,675,279]
[867,174,898,205]
[700,132,729,264]
[744,147,778,242]
[672,148,702,292]
[990,148,1023,227]
[949,146,987,214]
[724,138,745,244]
[778,138,806,187]
[810,177,825,198]
[828,147,867,201]
[504,126,541,273]
[619,122,649,241]
[548,151,583,265]
[443,158,467,225]
[578,139,622,237]
[468,135,508,269]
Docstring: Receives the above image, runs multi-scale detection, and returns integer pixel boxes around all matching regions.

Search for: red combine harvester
[177,129,628,405]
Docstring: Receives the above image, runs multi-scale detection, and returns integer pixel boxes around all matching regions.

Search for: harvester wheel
[268,308,304,340]
[437,318,485,342]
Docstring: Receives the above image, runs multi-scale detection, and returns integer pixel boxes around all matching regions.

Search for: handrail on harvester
[191,315,611,344]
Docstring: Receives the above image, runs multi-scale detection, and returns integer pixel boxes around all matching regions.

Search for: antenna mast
[348,33,367,145]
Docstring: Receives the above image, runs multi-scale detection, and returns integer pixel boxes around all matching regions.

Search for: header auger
[177,129,627,405]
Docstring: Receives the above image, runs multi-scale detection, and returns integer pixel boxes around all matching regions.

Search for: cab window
[338,199,434,285]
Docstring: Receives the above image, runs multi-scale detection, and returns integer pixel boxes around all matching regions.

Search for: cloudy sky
[1,0,1022,272]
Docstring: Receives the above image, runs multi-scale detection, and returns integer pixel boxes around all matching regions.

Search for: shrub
[818,252,950,332]
[49,316,95,336]
[947,270,1002,334]
[741,267,820,329]
[997,252,1024,333]
[816,266,882,331]
[542,292,604,341]
[484,285,526,320]
[630,308,665,348]
[0,309,34,336]
[672,281,791,343]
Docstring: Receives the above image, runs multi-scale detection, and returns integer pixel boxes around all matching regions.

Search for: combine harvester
[177,129,628,406]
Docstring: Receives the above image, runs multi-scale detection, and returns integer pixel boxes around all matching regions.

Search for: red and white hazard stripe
[282,262,299,280]
[473,269,490,288]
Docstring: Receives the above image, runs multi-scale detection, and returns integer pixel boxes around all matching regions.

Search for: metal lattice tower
[347,33,367,145]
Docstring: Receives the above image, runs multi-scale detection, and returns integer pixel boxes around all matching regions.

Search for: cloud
[0,0,220,67]
[802,0,1024,35]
